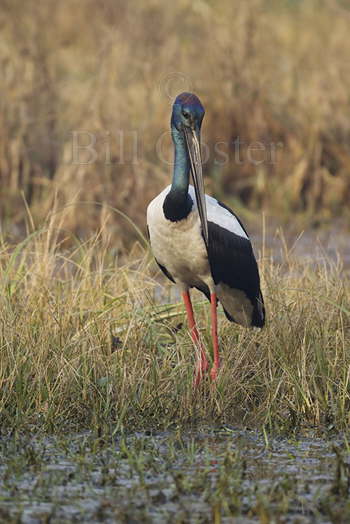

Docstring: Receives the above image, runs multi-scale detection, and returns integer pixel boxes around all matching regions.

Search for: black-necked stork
[147,92,265,385]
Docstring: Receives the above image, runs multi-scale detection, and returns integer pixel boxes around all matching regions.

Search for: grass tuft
[0,215,349,434]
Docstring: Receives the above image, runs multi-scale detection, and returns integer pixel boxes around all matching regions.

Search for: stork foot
[193,352,209,387]
[193,357,209,387]
[210,366,219,382]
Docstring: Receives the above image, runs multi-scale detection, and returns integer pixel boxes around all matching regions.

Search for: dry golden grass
[1,0,350,434]
[0,207,349,433]
[0,0,350,246]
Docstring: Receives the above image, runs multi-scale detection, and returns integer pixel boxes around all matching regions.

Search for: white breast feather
[147,185,248,240]
[147,186,212,289]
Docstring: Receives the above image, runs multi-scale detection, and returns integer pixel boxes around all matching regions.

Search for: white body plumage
[147,185,256,326]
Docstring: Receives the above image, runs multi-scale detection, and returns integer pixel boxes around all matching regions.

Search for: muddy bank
[0,428,348,523]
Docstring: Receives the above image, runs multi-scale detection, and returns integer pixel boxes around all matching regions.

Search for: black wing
[207,220,265,327]
[155,259,175,283]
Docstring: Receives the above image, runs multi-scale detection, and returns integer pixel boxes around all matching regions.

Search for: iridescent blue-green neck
[171,126,190,194]
[163,125,193,221]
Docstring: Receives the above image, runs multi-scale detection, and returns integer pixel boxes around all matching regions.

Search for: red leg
[182,291,208,386]
[210,293,220,381]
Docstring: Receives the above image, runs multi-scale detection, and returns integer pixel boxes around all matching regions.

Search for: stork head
[171,92,208,245]
[171,92,205,133]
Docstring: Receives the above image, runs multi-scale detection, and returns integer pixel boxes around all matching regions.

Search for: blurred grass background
[1,0,350,247]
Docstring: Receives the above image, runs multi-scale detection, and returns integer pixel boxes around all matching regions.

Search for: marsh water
[0,427,349,523]
[252,224,350,269]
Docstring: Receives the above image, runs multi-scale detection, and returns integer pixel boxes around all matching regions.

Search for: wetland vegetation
[1,428,350,522]
[1,0,350,521]
[0,218,350,521]
[0,220,349,434]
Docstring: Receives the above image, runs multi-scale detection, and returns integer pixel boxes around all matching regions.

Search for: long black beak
[184,127,208,247]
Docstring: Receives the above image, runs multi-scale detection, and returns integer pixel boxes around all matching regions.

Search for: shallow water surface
[251,224,350,269]
[0,428,349,523]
